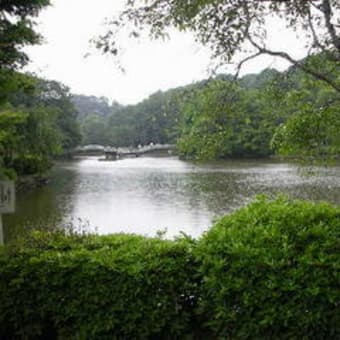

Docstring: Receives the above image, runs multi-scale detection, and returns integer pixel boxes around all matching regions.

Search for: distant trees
[74,69,280,158]
[94,0,340,160]
[71,95,121,119]
[76,60,340,161]
[80,115,109,146]
[76,90,182,147]
[177,80,276,160]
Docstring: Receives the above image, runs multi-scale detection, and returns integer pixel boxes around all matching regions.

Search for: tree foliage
[270,55,340,159]
[177,79,277,160]
[98,0,340,92]
[0,74,81,178]
[77,89,184,147]
[93,1,340,160]
[0,0,50,69]
[71,94,121,119]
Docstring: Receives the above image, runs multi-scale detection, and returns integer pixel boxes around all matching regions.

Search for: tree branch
[241,0,340,93]
[322,0,340,52]
[262,48,340,92]
[307,8,325,52]
[233,51,262,79]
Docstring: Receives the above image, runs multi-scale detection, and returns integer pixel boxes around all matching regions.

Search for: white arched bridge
[73,144,175,160]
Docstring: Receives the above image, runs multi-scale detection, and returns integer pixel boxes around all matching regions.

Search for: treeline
[1,54,338,182]
[1,55,338,181]
[0,70,81,179]
[77,56,340,160]
[74,89,184,147]
[76,71,281,153]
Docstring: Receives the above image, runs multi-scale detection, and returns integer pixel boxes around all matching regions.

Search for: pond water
[4,156,340,241]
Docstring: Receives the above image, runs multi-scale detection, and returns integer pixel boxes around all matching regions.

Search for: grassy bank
[0,197,339,339]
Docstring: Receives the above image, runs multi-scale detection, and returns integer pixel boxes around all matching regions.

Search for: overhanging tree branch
[249,37,340,93]
[241,0,340,93]
[322,0,340,52]
[234,51,262,79]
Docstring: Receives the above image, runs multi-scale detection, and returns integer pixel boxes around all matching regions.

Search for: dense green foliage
[75,69,281,153]
[75,88,184,147]
[0,198,339,338]
[106,90,182,147]
[0,74,81,178]
[92,0,340,160]
[196,197,340,338]
[0,233,199,339]
[71,95,118,118]
[0,0,82,179]
[75,63,340,161]
[74,61,340,160]
[0,0,50,70]
[177,79,277,159]
[271,58,340,159]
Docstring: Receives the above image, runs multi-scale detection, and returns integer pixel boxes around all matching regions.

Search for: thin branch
[310,1,323,13]
[234,51,262,79]
[322,0,340,52]
[307,8,325,52]
[241,0,340,93]
[257,45,340,92]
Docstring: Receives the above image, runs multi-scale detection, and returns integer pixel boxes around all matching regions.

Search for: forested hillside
[76,70,279,151]
[77,58,340,160]
[2,55,338,183]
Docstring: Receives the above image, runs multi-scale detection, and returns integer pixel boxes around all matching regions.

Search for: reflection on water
[4,157,340,240]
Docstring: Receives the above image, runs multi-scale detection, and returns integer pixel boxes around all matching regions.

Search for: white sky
[24,0,308,105]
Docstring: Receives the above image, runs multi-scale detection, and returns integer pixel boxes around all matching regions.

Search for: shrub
[0,233,199,339]
[1,198,339,339]
[12,154,53,175]
[196,196,340,339]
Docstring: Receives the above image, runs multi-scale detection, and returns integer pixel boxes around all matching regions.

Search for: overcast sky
[24,0,308,105]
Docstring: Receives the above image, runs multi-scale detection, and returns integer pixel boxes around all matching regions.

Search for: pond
[4,156,340,241]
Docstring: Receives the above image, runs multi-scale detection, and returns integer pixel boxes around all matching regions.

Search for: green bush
[196,197,340,339]
[12,154,53,175]
[0,233,199,339]
[1,198,339,339]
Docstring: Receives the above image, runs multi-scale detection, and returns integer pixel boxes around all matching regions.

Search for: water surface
[4,156,340,240]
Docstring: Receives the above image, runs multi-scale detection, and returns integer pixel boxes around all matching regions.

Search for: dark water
[4,156,340,240]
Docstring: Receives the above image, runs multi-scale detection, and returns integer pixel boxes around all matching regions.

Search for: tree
[81,114,109,145]
[0,74,82,178]
[270,63,340,159]
[71,95,119,119]
[97,0,340,92]
[177,79,277,160]
[0,0,50,70]
[0,0,51,178]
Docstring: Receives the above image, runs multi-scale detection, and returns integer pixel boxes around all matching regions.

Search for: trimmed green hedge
[196,197,340,339]
[0,197,339,339]
[0,233,199,339]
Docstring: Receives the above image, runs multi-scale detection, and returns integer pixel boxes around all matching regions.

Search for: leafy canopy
[98,0,340,92]
[0,0,50,69]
